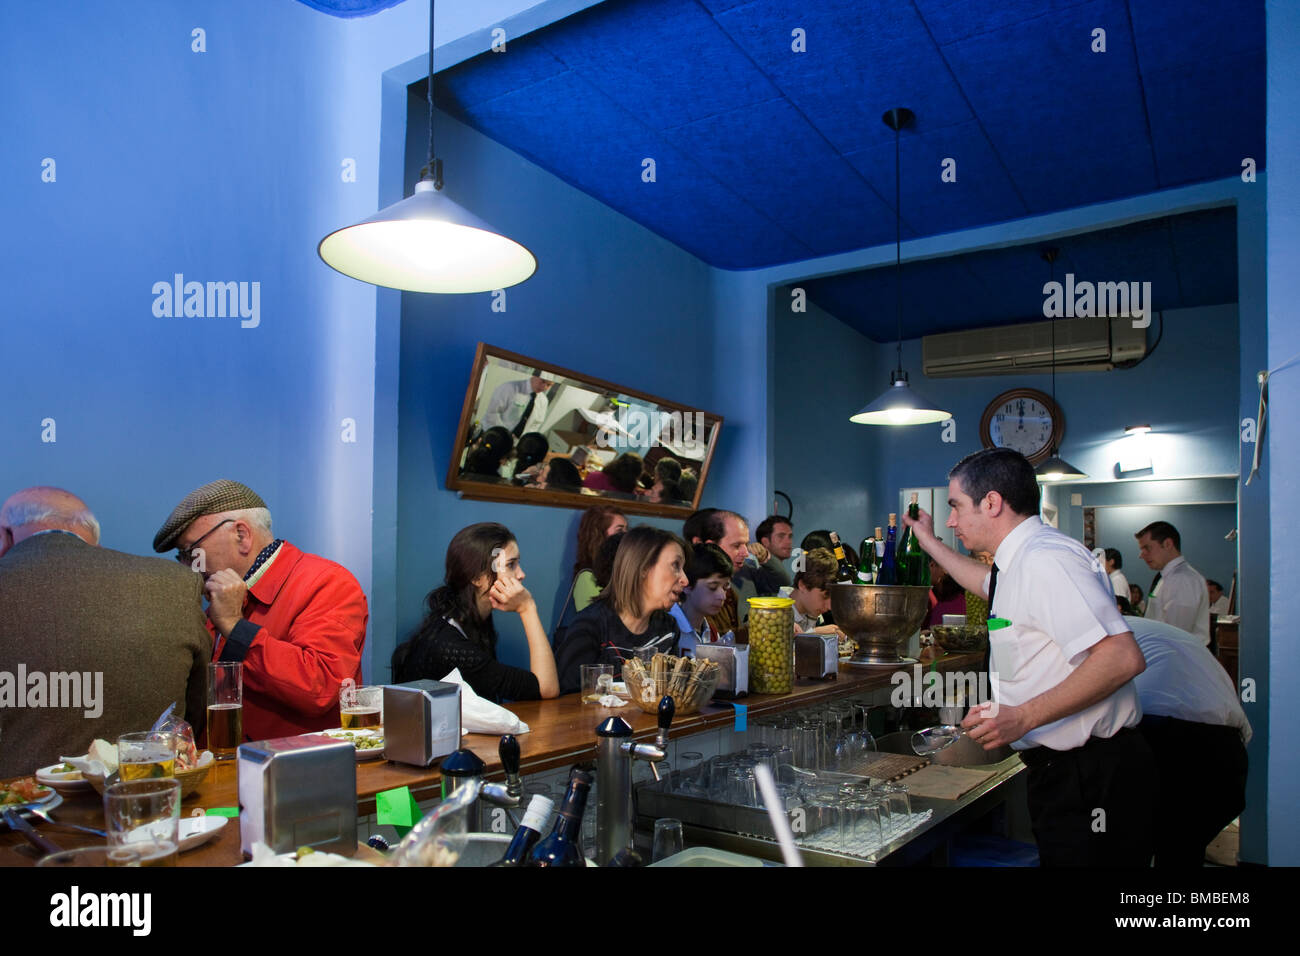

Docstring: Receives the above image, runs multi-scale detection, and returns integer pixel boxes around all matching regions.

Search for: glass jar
[747,597,795,694]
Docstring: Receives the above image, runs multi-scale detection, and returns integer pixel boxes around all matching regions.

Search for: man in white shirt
[904,448,1154,866]
[1103,548,1130,601]
[1207,580,1231,616]
[482,373,551,436]
[1126,616,1249,866]
[1136,521,1211,644]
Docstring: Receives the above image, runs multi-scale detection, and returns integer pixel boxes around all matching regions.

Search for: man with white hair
[0,487,210,778]
[153,479,368,740]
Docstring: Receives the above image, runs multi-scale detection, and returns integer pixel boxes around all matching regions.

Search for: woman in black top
[554,526,689,694]
[392,523,559,703]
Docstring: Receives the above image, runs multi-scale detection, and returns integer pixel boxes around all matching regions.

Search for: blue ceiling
[429,0,1263,275]
[799,206,1238,341]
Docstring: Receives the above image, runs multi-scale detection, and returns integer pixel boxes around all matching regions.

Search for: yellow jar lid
[748,597,794,609]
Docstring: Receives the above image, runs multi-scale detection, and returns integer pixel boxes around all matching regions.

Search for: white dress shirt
[1145,555,1211,645]
[1209,596,1231,616]
[1125,616,1251,744]
[985,517,1142,751]
[482,379,549,434]
[1109,568,1130,600]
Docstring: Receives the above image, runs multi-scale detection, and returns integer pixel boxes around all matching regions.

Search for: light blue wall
[1265,0,1297,866]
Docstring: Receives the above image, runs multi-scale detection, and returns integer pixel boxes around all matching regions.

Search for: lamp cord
[425,0,442,188]
[894,114,902,375]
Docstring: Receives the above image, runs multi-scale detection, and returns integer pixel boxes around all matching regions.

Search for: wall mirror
[447,343,723,517]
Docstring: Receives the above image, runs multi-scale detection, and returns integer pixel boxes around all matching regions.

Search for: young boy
[781,548,846,638]
[670,543,734,656]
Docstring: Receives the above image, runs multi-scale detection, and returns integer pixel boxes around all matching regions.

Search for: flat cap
[153,479,267,553]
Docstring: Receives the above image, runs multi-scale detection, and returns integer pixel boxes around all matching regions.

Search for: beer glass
[340,680,383,729]
[103,779,181,866]
[208,661,243,760]
[117,732,177,780]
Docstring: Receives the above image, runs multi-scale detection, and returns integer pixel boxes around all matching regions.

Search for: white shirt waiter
[987,517,1142,751]
[483,377,550,435]
[1144,555,1211,645]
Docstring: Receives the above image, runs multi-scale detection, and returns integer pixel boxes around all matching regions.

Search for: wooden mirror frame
[445,343,724,518]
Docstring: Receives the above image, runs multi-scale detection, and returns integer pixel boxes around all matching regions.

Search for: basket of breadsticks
[621,653,720,715]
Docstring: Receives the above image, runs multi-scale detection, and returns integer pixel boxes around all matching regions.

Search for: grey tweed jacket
[0,533,211,779]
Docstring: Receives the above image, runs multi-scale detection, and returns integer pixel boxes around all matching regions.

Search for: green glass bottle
[857,532,877,583]
[905,493,929,587]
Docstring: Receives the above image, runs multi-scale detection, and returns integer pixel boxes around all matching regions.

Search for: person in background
[926,558,967,626]
[569,505,628,614]
[554,526,686,693]
[1103,548,1130,600]
[1125,615,1250,866]
[582,452,642,495]
[963,550,995,623]
[462,426,513,478]
[391,523,559,703]
[0,487,210,778]
[678,470,699,505]
[743,514,795,595]
[1129,583,1147,616]
[700,509,755,635]
[509,432,550,481]
[683,508,718,545]
[780,548,845,638]
[153,479,368,740]
[482,370,551,436]
[640,456,683,503]
[1136,521,1211,645]
[669,543,733,655]
[1207,580,1231,616]
[904,448,1153,866]
[800,528,860,569]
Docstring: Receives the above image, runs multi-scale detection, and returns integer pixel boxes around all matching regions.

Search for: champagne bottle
[874,527,885,560]
[526,770,592,867]
[857,532,877,583]
[878,515,900,586]
[490,794,554,867]
[829,531,856,583]
[905,494,929,587]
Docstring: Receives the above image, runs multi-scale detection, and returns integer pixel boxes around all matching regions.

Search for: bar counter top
[1,651,983,867]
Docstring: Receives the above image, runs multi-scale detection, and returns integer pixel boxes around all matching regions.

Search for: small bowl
[35,763,94,796]
[931,624,989,654]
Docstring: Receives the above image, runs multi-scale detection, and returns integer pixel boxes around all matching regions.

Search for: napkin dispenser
[238,736,357,859]
[695,643,748,698]
[382,680,461,767]
[795,633,839,680]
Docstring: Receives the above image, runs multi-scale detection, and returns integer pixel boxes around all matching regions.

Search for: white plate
[1,781,59,808]
[308,729,386,761]
[178,814,227,852]
[35,764,93,794]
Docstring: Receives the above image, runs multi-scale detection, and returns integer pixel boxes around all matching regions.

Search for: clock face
[979,389,1062,464]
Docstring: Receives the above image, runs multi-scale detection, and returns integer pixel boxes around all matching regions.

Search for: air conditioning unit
[921,315,1149,378]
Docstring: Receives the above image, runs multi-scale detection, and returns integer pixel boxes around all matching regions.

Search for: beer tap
[438,736,523,832]
[594,695,674,866]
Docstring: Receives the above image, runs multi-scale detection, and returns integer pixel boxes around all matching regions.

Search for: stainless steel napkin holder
[382,679,461,767]
[238,735,357,859]
[795,633,839,680]
[695,643,748,698]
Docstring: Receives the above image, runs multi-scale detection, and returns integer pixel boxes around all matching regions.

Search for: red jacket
[213,542,368,741]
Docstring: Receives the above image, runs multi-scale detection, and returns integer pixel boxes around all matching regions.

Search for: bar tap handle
[499,734,523,800]
[655,694,675,751]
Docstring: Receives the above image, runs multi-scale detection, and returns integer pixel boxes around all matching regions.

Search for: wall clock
[979,388,1063,465]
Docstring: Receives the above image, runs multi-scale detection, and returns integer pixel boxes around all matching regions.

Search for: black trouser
[1139,714,1247,867]
[1019,726,1158,867]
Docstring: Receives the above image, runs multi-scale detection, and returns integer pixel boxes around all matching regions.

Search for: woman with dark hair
[583,451,643,494]
[510,432,550,480]
[1104,547,1130,600]
[391,523,559,702]
[926,559,968,626]
[554,526,687,694]
[534,457,582,491]
[462,427,513,478]
[569,506,628,614]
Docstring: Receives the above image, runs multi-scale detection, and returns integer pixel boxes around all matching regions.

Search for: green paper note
[375,786,424,837]
[987,617,1013,631]
[205,807,239,818]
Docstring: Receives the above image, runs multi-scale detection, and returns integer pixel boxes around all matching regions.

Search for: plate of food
[310,728,385,761]
[35,762,95,795]
[0,777,58,808]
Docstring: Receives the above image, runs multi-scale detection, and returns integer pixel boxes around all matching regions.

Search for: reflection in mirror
[448,345,722,517]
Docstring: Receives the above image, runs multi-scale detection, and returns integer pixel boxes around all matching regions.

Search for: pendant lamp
[1035,247,1087,481]
[851,108,951,426]
[318,0,536,293]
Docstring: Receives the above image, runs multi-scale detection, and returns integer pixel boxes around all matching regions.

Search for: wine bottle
[490,794,555,867]
[857,533,877,583]
[526,770,593,867]
[878,515,900,586]
[829,531,856,583]
[905,494,929,588]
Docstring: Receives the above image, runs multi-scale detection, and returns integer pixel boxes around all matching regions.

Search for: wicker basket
[622,660,720,715]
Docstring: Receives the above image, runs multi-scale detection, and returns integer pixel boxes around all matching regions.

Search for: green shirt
[573,569,601,613]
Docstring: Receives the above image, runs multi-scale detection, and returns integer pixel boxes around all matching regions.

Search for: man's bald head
[0,486,101,557]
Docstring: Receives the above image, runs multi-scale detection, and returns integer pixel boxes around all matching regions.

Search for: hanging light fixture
[1035,247,1087,481]
[318,0,536,293]
[851,108,951,426]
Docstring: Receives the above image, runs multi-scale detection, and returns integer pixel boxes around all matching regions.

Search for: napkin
[439,668,531,735]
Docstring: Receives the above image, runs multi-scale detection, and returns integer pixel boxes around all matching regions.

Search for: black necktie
[986,562,1000,621]
[1149,571,1162,596]
[512,392,537,438]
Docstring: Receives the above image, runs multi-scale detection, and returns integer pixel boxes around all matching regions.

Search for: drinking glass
[103,779,181,866]
[580,664,616,704]
[675,751,704,795]
[340,684,383,729]
[880,784,911,821]
[117,732,178,780]
[37,845,160,868]
[728,766,759,807]
[708,757,738,802]
[208,661,242,760]
[652,818,685,863]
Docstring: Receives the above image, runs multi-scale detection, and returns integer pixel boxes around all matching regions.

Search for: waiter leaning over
[904,449,1156,866]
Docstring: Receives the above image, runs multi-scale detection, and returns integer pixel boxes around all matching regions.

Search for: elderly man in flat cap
[154,479,368,741]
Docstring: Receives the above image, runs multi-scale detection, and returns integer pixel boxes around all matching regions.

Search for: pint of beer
[208,662,243,760]
[340,682,383,730]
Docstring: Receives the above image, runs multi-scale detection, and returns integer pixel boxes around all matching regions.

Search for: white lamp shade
[850,378,952,426]
[319,180,537,293]
[1035,454,1088,481]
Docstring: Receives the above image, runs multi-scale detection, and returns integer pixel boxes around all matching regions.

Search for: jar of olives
[747,597,795,695]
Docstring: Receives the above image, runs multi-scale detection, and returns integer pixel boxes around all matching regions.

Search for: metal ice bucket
[830,583,931,664]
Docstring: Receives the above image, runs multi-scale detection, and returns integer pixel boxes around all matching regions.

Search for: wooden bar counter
[0,651,982,867]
